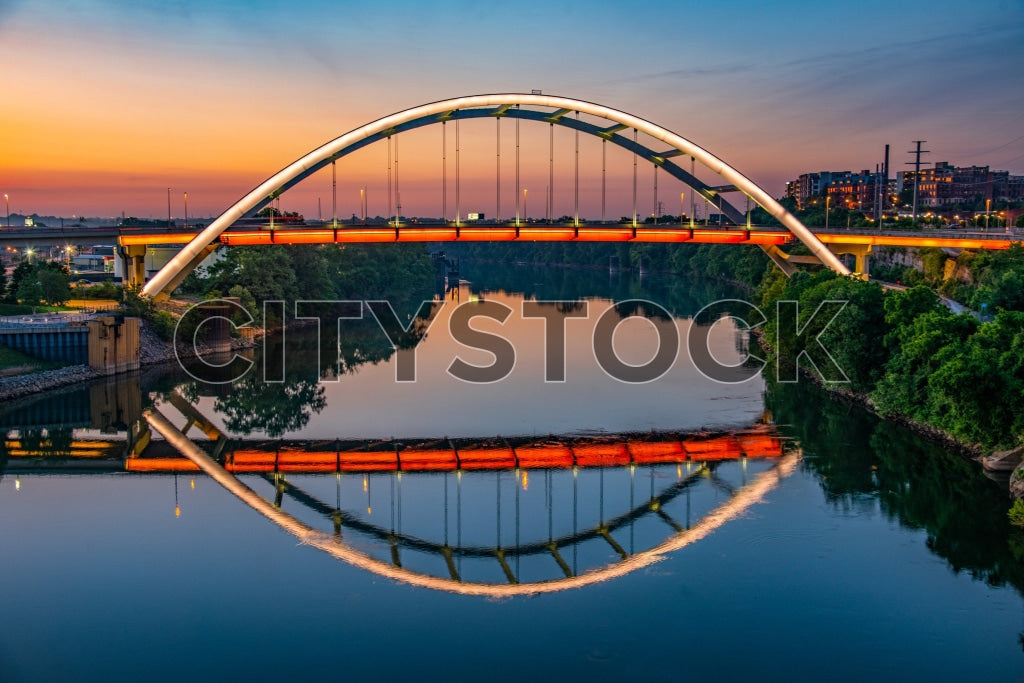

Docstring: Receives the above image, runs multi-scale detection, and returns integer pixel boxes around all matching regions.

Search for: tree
[16,276,44,310]
[7,261,35,303]
[882,285,943,348]
[37,268,70,306]
[872,311,976,421]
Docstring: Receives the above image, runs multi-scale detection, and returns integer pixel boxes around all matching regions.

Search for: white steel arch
[143,93,848,298]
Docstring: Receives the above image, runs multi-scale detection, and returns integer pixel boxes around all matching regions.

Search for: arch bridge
[141,94,853,299]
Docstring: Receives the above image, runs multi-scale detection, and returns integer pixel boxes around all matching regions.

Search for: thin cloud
[638,64,753,81]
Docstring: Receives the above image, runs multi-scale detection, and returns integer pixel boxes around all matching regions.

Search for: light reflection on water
[143,400,798,595]
[1,268,1023,678]
[174,285,765,441]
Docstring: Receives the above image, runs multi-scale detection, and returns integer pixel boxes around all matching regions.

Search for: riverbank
[752,326,989,468]
[0,316,259,402]
[0,364,104,402]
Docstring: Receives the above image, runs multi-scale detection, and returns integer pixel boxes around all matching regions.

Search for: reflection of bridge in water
[2,391,799,595]
[136,403,798,595]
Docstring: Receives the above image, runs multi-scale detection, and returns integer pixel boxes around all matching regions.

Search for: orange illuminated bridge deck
[215,224,796,246]
[117,223,1021,251]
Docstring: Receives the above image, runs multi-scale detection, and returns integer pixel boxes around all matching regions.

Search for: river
[1,263,1021,680]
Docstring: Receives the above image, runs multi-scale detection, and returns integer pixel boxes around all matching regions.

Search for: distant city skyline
[2,0,1023,219]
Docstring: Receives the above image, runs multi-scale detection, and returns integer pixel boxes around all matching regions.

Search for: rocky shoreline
[0,364,105,402]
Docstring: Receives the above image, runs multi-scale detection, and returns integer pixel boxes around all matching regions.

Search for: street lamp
[825,195,831,231]
[184,192,188,230]
[4,193,8,228]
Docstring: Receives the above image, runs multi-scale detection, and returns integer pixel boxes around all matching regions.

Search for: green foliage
[227,285,257,317]
[1008,499,1024,527]
[7,261,35,303]
[919,248,948,283]
[882,286,943,348]
[73,281,121,299]
[120,285,156,318]
[194,243,435,313]
[16,276,44,307]
[0,303,33,315]
[120,285,179,341]
[37,268,70,306]
[150,310,178,341]
[8,261,71,307]
[927,244,1024,314]
[873,309,1024,448]
[759,270,889,392]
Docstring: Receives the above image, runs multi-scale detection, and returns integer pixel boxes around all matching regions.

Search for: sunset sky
[2,0,1023,221]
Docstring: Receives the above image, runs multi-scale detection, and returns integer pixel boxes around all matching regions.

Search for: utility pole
[907,141,930,224]
[882,143,890,221]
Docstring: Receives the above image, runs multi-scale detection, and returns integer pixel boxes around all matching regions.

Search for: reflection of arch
[143,93,848,298]
[144,407,800,596]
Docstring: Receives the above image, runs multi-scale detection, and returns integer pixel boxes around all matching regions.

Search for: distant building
[826,170,881,214]
[786,170,886,214]
[792,172,837,207]
[784,180,800,202]
[901,161,1024,207]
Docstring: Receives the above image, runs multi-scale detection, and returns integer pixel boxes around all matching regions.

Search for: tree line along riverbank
[4,240,1022,484]
[0,243,438,400]
[452,240,1024,464]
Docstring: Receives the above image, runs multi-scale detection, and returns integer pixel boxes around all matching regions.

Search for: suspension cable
[548,122,554,223]
[574,111,579,226]
[515,106,520,226]
[632,129,638,227]
[496,116,501,222]
[691,156,696,227]
[456,117,461,227]
[442,121,447,223]
[387,136,392,227]
[601,138,606,223]
[394,135,399,225]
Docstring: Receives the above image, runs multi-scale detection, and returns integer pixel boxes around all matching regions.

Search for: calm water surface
[2,265,1022,681]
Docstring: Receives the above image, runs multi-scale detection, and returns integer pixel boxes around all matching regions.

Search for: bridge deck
[113,224,1020,250]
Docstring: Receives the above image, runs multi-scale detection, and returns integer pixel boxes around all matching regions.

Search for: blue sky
[2,0,1022,217]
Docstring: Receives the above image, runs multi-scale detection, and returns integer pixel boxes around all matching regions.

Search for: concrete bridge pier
[830,244,872,280]
[120,245,148,289]
[759,244,871,280]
